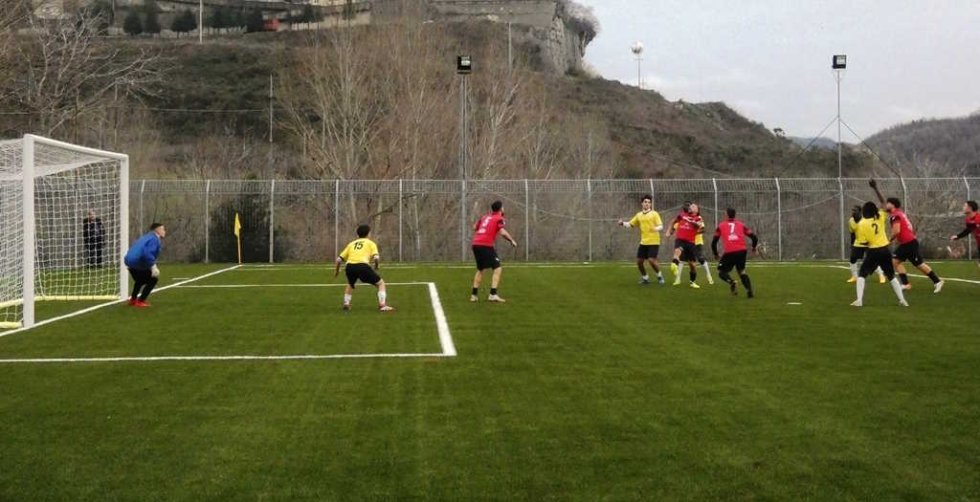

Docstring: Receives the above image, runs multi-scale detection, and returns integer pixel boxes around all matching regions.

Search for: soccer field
[1,262,978,499]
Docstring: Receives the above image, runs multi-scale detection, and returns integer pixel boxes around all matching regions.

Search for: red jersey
[673,212,703,243]
[714,218,753,254]
[472,212,505,247]
[968,213,980,245]
[889,209,916,244]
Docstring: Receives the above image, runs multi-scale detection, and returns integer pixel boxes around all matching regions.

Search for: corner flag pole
[234,212,242,265]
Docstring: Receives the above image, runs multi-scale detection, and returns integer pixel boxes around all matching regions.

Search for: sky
[573,0,980,138]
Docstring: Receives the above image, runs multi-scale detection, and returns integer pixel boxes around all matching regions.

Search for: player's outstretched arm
[333,257,342,277]
[951,225,974,240]
[869,178,885,205]
[373,254,380,270]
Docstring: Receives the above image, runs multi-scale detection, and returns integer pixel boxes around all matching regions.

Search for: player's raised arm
[334,256,343,277]
[869,178,886,205]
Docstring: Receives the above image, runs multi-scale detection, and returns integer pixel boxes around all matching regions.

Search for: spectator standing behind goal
[82,210,105,268]
[950,200,980,267]
[124,223,165,308]
[334,224,394,312]
[470,200,518,303]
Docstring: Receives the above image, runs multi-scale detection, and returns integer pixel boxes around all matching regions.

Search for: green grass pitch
[0,262,978,499]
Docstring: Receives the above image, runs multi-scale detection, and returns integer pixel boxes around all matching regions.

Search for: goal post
[0,135,128,329]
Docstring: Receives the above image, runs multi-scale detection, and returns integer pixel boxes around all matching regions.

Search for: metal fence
[129,178,979,263]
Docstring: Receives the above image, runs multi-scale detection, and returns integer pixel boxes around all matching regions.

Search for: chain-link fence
[129,178,979,263]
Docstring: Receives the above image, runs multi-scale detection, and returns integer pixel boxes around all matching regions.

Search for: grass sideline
[0,262,978,499]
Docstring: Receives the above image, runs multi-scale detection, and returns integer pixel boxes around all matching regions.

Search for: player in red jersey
[870,179,944,293]
[470,200,518,303]
[711,208,758,298]
[949,200,980,267]
[665,202,705,288]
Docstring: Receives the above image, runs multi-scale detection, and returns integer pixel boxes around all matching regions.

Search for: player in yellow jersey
[334,224,394,312]
[674,204,715,286]
[617,194,665,284]
[851,202,908,307]
[846,205,887,284]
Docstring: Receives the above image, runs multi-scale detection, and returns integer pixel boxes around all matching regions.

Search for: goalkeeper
[124,223,166,308]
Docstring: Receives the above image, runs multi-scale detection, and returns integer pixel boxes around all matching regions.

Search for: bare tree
[1,9,165,138]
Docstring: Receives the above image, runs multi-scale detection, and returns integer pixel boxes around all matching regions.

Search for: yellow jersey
[854,210,889,249]
[339,238,379,265]
[672,221,704,245]
[629,210,663,245]
[848,217,866,248]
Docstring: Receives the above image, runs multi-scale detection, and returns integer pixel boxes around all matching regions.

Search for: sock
[490,288,498,296]
[890,278,907,303]
[740,273,752,291]
[689,268,697,282]
[719,270,733,284]
[656,270,663,278]
[641,274,649,281]
[472,287,478,296]
[899,273,909,285]
[927,271,940,284]
[849,262,858,277]
[343,294,352,305]
[377,291,387,306]
[702,261,713,280]
[856,277,866,303]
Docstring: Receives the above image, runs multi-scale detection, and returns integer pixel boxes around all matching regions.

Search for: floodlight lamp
[457,55,472,74]
[631,42,644,56]
[832,54,847,70]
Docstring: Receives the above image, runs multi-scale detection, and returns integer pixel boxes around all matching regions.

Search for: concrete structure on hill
[30,0,596,73]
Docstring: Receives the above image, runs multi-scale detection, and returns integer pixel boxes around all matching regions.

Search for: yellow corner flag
[234,212,242,264]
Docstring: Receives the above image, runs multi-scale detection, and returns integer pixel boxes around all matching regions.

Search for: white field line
[428,282,456,357]
[0,280,457,364]
[0,265,241,340]
[803,264,980,285]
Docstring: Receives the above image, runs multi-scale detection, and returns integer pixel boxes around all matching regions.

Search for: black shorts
[636,244,660,260]
[718,251,748,273]
[894,240,924,266]
[694,244,707,262]
[472,245,500,270]
[849,246,867,263]
[859,247,894,279]
[345,263,381,288]
[674,240,698,262]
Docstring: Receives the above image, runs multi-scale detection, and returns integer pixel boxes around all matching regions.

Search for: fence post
[460,179,467,262]
[712,178,719,227]
[587,178,593,262]
[966,176,973,260]
[899,176,908,214]
[204,180,210,264]
[524,178,530,261]
[138,179,145,237]
[775,177,782,261]
[334,179,340,258]
[269,179,275,263]
[838,177,846,260]
[398,178,403,262]
[648,178,655,206]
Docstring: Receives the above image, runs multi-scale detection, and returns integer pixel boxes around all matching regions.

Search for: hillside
[1,14,876,179]
[866,114,980,177]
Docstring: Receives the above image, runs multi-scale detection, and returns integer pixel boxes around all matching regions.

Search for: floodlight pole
[198,0,203,44]
[836,69,842,179]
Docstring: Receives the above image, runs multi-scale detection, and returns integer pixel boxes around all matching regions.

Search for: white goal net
[0,135,128,329]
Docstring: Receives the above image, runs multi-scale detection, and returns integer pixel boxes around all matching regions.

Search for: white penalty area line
[0,278,457,364]
[797,264,980,286]
[0,265,242,340]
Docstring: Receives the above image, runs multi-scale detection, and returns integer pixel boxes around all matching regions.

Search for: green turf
[0,262,978,500]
